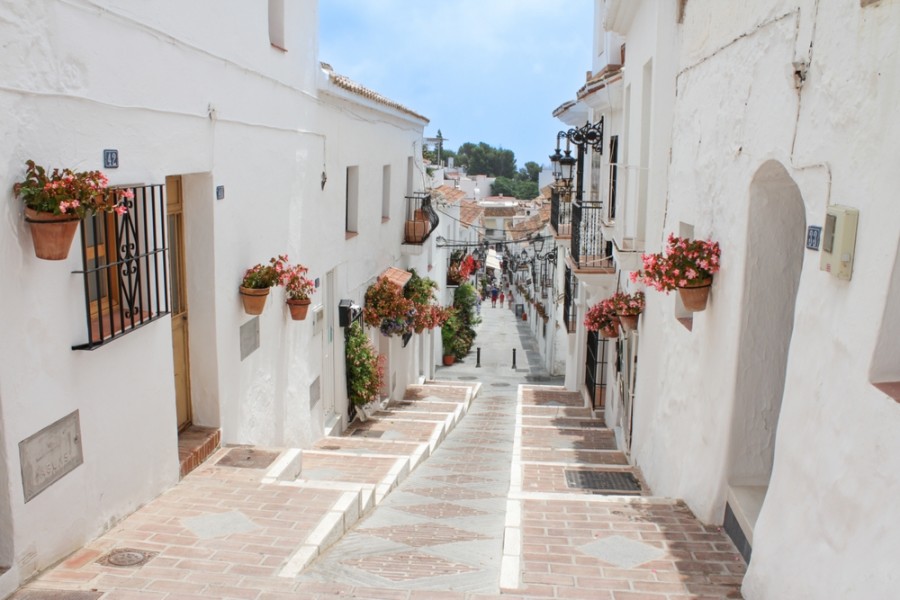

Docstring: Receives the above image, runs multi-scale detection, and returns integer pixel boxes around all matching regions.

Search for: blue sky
[318,1,595,170]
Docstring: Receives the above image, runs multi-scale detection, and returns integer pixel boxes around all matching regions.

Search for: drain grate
[351,429,384,438]
[564,470,642,494]
[217,448,280,469]
[97,548,157,568]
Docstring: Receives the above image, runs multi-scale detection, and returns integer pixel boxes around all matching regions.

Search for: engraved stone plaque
[240,317,260,360]
[19,410,84,502]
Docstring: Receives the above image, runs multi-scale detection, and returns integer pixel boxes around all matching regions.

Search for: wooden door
[167,176,192,430]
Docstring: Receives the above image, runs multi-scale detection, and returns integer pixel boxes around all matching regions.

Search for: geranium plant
[364,278,415,336]
[281,262,315,301]
[241,255,288,289]
[584,298,618,332]
[345,321,386,407]
[630,234,721,292]
[611,291,645,316]
[13,160,132,217]
[405,270,449,333]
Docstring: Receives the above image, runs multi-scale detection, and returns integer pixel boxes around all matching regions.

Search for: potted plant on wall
[239,255,286,315]
[630,234,721,312]
[345,321,386,420]
[281,262,315,320]
[584,297,619,338]
[12,160,132,260]
[611,291,645,332]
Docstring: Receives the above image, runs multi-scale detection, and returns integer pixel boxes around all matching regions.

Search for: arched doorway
[726,161,806,560]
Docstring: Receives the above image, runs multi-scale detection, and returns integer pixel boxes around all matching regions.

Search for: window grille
[563,266,577,333]
[73,185,169,350]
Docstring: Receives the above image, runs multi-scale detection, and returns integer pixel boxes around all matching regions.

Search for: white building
[0,2,439,595]
[552,0,900,597]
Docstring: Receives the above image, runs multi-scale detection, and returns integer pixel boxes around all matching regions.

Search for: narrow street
[13,305,745,600]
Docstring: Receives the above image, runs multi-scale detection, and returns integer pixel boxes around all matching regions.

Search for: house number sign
[806,226,822,251]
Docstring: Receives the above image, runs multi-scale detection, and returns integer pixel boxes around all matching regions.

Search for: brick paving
[13,306,745,599]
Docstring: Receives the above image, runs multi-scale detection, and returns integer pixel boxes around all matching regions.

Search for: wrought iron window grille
[73,185,170,350]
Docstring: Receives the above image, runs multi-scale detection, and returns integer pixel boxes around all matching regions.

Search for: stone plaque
[240,317,260,360]
[19,410,84,502]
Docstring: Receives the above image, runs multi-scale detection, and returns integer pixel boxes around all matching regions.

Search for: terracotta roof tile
[459,200,485,229]
[322,63,429,123]
[484,207,517,217]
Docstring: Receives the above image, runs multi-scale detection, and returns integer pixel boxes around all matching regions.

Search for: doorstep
[177,425,221,478]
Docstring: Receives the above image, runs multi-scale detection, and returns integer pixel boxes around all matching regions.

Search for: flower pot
[600,321,620,338]
[442,354,455,366]
[286,297,311,320]
[404,219,428,244]
[24,208,80,260]
[618,313,639,332]
[239,286,270,315]
[677,278,713,312]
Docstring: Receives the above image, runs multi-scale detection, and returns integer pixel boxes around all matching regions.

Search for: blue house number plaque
[806,225,822,251]
[103,149,119,169]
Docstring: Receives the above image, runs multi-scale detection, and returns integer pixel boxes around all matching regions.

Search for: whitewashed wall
[0,0,433,593]
[618,0,900,597]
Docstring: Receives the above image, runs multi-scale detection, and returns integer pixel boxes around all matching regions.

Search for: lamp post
[552,120,604,206]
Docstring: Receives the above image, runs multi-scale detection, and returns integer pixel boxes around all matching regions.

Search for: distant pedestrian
[499,292,505,307]
[491,287,499,307]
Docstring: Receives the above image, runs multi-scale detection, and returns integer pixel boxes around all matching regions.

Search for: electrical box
[819,205,859,280]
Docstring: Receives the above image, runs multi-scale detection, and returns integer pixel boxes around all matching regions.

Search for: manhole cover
[217,448,280,469]
[490,382,511,387]
[97,548,157,568]
[564,470,641,494]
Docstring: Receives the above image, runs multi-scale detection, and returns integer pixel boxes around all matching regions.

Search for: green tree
[455,142,517,178]
[491,177,539,200]
[515,161,541,183]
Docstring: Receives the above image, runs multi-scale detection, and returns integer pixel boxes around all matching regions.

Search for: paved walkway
[12,303,745,599]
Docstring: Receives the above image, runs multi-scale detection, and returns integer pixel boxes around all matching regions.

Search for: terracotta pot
[618,313,639,332]
[600,321,620,338]
[405,219,428,243]
[24,208,80,260]
[442,354,455,366]
[239,286,270,315]
[677,278,713,312]
[286,297,311,320]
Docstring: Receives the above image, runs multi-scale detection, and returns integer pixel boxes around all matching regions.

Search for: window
[268,0,286,50]
[73,185,170,349]
[345,166,359,235]
[382,165,391,221]
[608,135,619,220]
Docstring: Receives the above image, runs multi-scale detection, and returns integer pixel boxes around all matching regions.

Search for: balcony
[403,192,439,248]
[569,200,615,283]
[550,187,572,238]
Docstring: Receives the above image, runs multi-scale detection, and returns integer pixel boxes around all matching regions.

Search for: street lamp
[555,120,604,206]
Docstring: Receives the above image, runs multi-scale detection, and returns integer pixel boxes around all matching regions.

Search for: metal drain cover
[351,429,384,438]
[97,548,157,568]
[217,448,280,469]
[564,470,641,494]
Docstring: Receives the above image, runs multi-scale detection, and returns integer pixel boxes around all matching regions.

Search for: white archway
[726,161,806,557]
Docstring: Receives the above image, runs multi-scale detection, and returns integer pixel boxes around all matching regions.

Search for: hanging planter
[13,160,131,261]
[630,234,721,313]
[239,286,270,315]
[282,262,315,321]
[677,278,713,312]
[601,320,620,339]
[286,298,311,320]
[24,208,81,260]
[612,291,645,332]
[238,255,286,315]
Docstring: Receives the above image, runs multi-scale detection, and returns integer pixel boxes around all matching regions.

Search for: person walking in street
[499,291,505,307]
[491,287,499,307]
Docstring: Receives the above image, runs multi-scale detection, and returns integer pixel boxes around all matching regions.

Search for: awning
[485,249,502,271]
[379,266,412,288]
